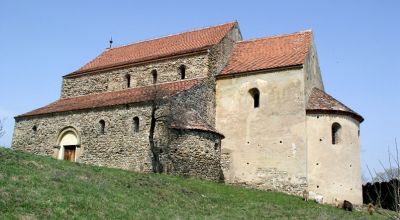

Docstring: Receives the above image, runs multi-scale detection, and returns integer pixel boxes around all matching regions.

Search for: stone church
[12,22,364,204]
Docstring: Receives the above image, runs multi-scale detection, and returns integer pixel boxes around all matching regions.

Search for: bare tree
[365,138,400,218]
[0,118,5,138]
[146,81,206,174]
[362,173,370,185]
[147,84,174,173]
[373,168,400,182]
[366,166,385,209]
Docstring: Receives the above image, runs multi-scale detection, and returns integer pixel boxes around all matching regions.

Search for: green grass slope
[0,147,384,219]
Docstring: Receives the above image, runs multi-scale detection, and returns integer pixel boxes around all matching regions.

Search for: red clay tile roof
[66,22,236,77]
[16,78,203,118]
[170,111,224,138]
[306,88,364,122]
[220,30,312,76]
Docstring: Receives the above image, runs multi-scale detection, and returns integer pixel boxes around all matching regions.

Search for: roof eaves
[306,109,364,123]
[217,64,304,79]
[169,125,225,138]
[306,88,364,123]
[15,78,204,119]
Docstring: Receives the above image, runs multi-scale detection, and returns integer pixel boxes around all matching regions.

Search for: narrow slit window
[249,88,260,108]
[133,117,139,133]
[99,120,105,134]
[151,70,157,84]
[179,65,186,79]
[125,74,131,88]
[332,122,342,145]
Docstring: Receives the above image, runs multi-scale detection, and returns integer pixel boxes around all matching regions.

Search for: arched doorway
[57,127,80,162]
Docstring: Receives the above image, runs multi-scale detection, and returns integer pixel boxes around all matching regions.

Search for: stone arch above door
[55,127,81,162]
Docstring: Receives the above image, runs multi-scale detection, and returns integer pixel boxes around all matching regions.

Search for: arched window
[133,117,139,133]
[179,65,186,80]
[32,125,37,133]
[249,88,260,108]
[151,70,157,84]
[99,120,105,134]
[332,122,342,145]
[125,74,131,88]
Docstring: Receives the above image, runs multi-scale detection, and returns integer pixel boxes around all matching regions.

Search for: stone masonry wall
[13,104,155,172]
[12,104,223,180]
[208,24,242,77]
[13,77,222,179]
[221,151,307,195]
[164,130,222,181]
[61,53,209,98]
[12,105,151,171]
[171,79,216,126]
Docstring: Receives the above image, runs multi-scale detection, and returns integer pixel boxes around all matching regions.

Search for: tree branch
[0,118,5,138]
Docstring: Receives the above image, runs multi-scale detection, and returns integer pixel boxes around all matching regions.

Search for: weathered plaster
[306,113,362,204]
[304,37,324,102]
[216,68,308,195]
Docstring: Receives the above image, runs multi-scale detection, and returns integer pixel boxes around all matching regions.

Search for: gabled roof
[16,78,202,119]
[306,88,364,122]
[220,30,312,76]
[170,111,224,138]
[66,22,236,77]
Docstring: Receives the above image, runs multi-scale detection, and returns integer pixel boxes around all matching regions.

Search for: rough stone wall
[216,68,308,196]
[163,130,222,181]
[226,168,308,196]
[304,37,324,102]
[12,75,222,178]
[12,104,155,172]
[171,79,216,125]
[61,53,209,98]
[306,113,362,204]
[253,168,307,195]
[208,25,242,77]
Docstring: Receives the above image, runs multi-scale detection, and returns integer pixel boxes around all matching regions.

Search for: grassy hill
[0,147,386,219]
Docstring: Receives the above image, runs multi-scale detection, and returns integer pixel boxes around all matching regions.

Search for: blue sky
[0,0,399,176]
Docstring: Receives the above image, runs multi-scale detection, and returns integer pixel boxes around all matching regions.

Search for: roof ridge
[235,29,312,44]
[108,21,236,50]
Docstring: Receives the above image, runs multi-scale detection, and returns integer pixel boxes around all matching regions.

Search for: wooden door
[63,145,76,161]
